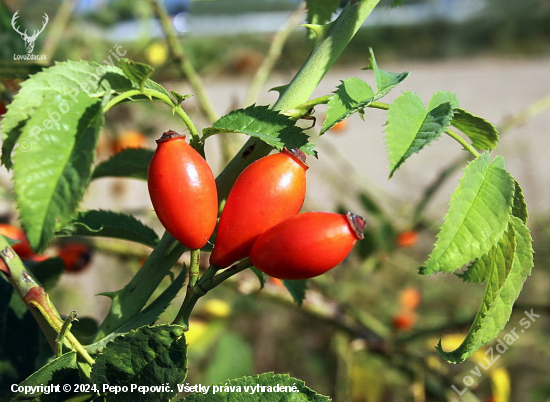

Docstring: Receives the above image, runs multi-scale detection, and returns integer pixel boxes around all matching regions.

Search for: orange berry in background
[392,311,417,332]
[329,119,348,133]
[0,223,34,259]
[113,130,147,153]
[59,243,93,273]
[268,277,284,288]
[396,230,419,248]
[400,287,421,311]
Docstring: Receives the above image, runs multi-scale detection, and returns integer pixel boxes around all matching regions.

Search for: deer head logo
[11,11,49,54]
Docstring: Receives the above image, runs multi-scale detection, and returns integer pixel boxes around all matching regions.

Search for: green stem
[149,0,218,124]
[445,128,480,158]
[215,0,382,201]
[368,101,390,110]
[103,88,200,145]
[173,259,252,329]
[172,249,201,327]
[244,3,306,106]
[55,310,78,358]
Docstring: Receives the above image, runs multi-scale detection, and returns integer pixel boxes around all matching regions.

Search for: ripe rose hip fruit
[250,212,366,280]
[209,148,308,268]
[148,130,218,249]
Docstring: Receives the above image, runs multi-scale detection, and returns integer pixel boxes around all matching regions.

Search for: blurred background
[1,0,549,401]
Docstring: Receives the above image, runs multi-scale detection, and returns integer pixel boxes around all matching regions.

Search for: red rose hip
[209,148,308,268]
[250,212,366,280]
[148,131,218,249]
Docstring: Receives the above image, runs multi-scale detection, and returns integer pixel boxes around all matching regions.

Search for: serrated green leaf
[385,92,453,177]
[1,60,132,168]
[91,325,187,402]
[27,257,65,291]
[119,58,154,90]
[250,266,266,290]
[419,154,515,275]
[283,279,307,307]
[369,48,409,97]
[436,216,533,363]
[428,91,460,110]
[512,180,528,223]
[57,210,159,248]
[86,269,187,355]
[13,92,103,253]
[451,108,499,151]
[7,352,80,402]
[320,78,375,134]
[459,221,516,284]
[205,105,316,156]
[92,148,154,181]
[180,372,331,401]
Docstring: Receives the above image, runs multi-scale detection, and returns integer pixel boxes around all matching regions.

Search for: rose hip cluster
[148,130,365,280]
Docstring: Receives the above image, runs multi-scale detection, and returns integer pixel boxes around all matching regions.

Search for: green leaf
[86,269,187,355]
[436,216,534,363]
[428,91,460,110]
[7,352,80,402]
[385,92,453,177]
[92,148,154,181]
[91,325,187,402]
[204,105,316,156]
[305,0,340,28]
[419,154,515,276]
[451,108,499,151]
[27,257,65,291]
[204,333,254,386]
[320,78,375,134]
[180,372,331,401]
[119,58,154,90]
[512,180,528,224]
[13,92,103,253]
[58,210,159,248]
[369,48,409,97]
[250,267,266,290]
[1,60,131,168]
[283,279,307,307]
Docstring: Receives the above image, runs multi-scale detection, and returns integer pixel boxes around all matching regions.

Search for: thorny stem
[149,0,218,124]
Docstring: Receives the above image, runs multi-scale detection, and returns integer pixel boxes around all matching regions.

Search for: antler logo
[11,11,49,54]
